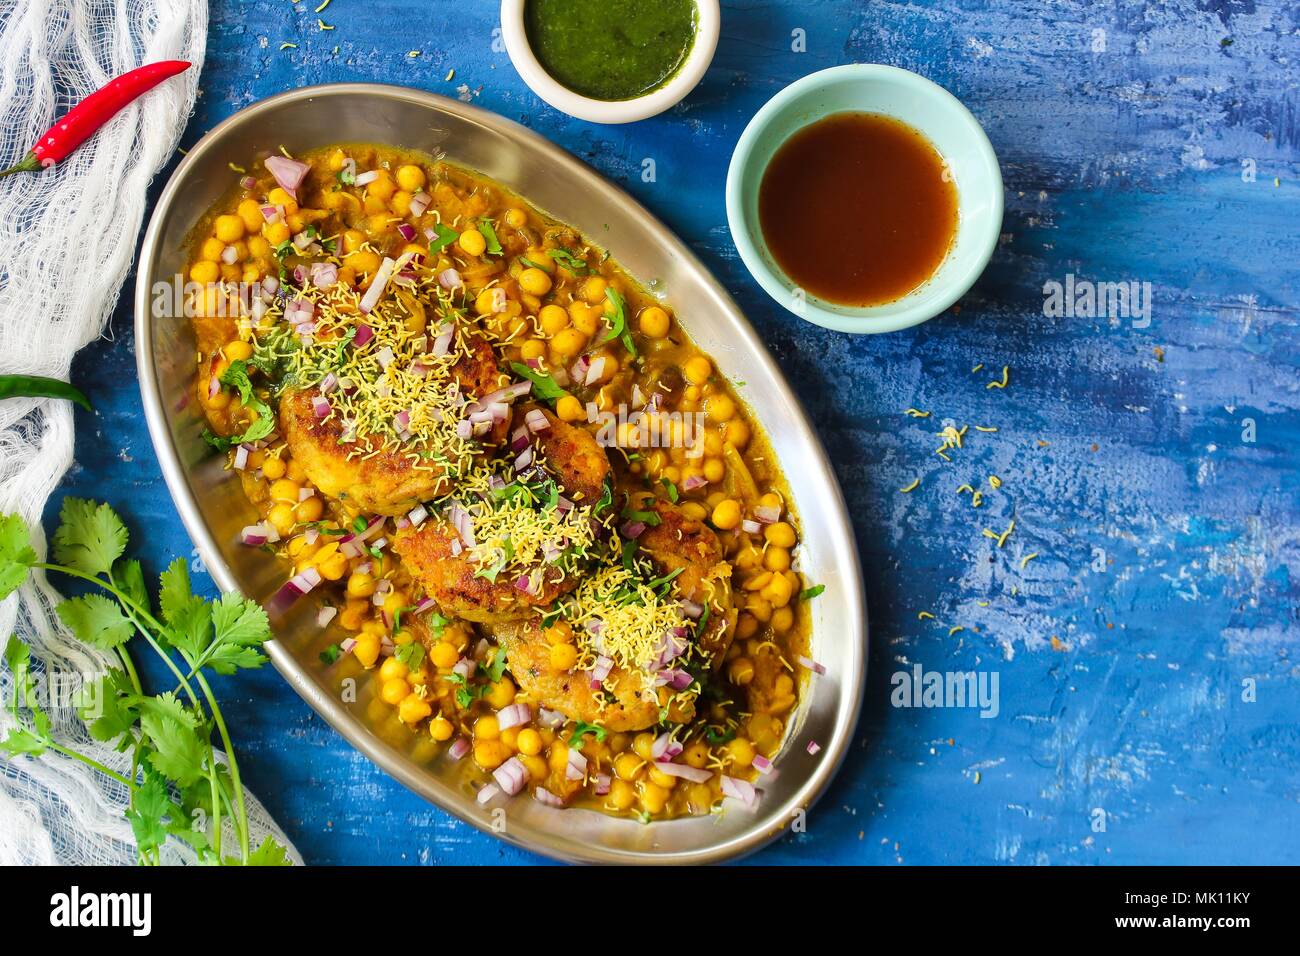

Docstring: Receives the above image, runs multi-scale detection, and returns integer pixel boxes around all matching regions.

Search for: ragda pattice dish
[188,144,820,819]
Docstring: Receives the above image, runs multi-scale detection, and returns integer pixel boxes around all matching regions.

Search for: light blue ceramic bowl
[726,64,1004,334]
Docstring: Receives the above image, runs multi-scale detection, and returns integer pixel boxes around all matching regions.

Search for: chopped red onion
[396,222,417,242]
[264,155,310,200]
[538,707,565,728]
[409,191,432,217]
[651,732,681,761]
[741,518,762,535]
[589,655,613,690]
[431,324,454,355]
[753,504,781,524]
[352,324,374,347]
[751,754,775,776]
[584,356,606,386]
[806,740,822,755]
[476,783,502,805]
[720,775,758,808]
[437,268,463,290]
[619,520,646,540]
[354,169,379,187]
[524,408,551,433]
[492,757,528,796]
[533,788,565,808]
[310,261,339,289]
[497,703,532,731]
[449,737,470,761]
[565,747,587,781]
[311,395,331,418]
[681,474,708,492]
[452,657,476,679]
[407,504,428,527]
[796,655,826,675]
[448,504,476,548]
[317,606,337,628]
[232,445,249,471]
[654,761,713,783]
[239,524,268,547]
[593,773,612,795]
[339,637,357,655]
[239,175,257,190]
[221,244,239,265]
[375,346,395,370]
[358,256,397,313]
[260,204,284,224]
[678,599,704,619]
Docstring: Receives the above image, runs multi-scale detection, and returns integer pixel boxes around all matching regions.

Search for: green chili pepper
[0,375,91,411]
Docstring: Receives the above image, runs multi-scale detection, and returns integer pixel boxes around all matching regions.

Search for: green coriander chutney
[524,0,698,102]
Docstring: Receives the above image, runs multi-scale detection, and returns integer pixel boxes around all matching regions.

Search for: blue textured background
[57,0,1299,864]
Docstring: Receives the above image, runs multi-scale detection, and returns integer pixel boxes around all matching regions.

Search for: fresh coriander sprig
[0,498,290,866]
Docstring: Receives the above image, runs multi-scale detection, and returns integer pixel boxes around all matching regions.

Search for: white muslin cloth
[0,0,300,865]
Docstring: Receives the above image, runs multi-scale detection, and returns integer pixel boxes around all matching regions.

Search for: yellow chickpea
[353,634,381,668]
[267,504,296,537]
[429,716,454,741]
[570,302,600,335]
[639,306,670,338]
[632,732,657,761]
[237,198,264,233]
[474,288,504,316]
[269,479,299,503]
[702,457,726,484]
[726,738,756,769]
[614,752,645,781]
[555,395,584,422]
[608,778,637,810]
[338,600,367,631]
[639,782,669,815]
[518,267,553,296]
[548,642,578,671]
[346,571,376,598]
[475,714,500,740]
[682,742,710,769]
[395,164,426,192]
[389,190,412,217]
[735,613,759,640]
[266,187,296,210]
[247,235,271,259]
[504,207,528,228]
[580,275,607,303]
[519,339,547,361]
[706,394,736,423]
[728,657,755,686]
[725,418,751,449]
[295,495,323,522]
[764,546,791,572]
[770,606,794,633]
[550,327,589,359]
[378,657,408,682]
[474,740,509,770]
[684,355,712,385]
[430,641,459,669]
[538,304,569,334]
[484,678,516,709]
[260,455,287,480]
[765,521,797,548]
[458,228,487,257]
[711,498,742,530]
[213,214,245,243]
[761,572,794,608]
[345,249,381,276]
[200,237,226,262]
[380,677,411,705]
[647,765,679,790]
[366,171,395,201]
[516,728,543,756]
[190,260,220,284]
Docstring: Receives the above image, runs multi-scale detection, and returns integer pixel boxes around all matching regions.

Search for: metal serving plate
[134,83,866,864]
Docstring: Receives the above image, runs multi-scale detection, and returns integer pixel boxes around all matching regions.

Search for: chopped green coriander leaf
[319,644,342,665]
[546,247,589,275]
[477,219,503,256]
[428,222,458,254]
[510,361,566,404]
[800,584,826,601]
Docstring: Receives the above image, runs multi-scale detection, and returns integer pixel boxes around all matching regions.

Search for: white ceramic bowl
[500,0,720,124]
[726,64,1004,334]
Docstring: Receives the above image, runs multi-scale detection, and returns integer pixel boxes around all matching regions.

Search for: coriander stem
[45,740,135,789]
[192,669,250,862]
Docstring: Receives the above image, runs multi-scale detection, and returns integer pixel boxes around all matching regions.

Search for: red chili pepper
[0,60,190,180]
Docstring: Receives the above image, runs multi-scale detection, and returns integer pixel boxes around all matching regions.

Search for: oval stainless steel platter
[134,83,867,864]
